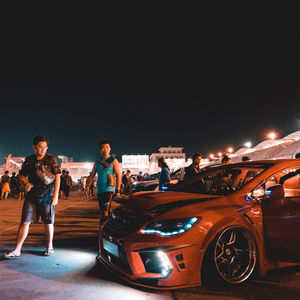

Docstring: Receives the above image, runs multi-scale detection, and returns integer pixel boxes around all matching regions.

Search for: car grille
[103,206,151,238]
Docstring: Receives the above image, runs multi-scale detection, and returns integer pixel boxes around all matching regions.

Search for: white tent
[231,131,300,163]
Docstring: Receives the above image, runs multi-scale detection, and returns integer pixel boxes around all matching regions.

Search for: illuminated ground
[0,191,300,300]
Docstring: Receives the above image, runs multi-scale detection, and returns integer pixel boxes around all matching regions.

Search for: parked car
[98,159,300,289]
[131,168,184,193]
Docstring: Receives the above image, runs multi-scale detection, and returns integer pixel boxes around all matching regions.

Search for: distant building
[149,147,187,173]
[61,162,93,182]
[150,146,186,162]
[1,156,25,174]
[121,155,149,174]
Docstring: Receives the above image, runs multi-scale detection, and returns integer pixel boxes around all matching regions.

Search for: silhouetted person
[221,154,231,165]
[1,171,11,199]
[64,171,72,199]
[10,172,18,197]
[158,157,170,191]
[122,170,131,194]
[184,152,202,180]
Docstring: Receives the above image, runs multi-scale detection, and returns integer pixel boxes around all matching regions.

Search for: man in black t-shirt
[4,135,61,258]
[184,152,202,180]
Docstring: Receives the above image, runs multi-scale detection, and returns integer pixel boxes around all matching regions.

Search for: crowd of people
[0,169,74,201]
[0,171,25,200]
[2,134,236,259]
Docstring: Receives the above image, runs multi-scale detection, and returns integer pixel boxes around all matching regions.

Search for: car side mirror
[265,184,285,199]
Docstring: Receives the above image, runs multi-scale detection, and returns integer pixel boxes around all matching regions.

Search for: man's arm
[19,175,34,192]
[19,158,33,192]
[52,174,61,206]
[113,159,122,197]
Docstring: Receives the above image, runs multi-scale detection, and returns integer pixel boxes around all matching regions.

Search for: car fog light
[139,251,173,278]
[156,251,172,277]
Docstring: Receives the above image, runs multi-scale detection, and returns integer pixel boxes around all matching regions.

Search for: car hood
[118,191,222,213]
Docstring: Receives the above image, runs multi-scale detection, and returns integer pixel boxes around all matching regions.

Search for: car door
[260,167,300,262]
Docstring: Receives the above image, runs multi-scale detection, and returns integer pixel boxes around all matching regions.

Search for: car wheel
[212,226,257,284]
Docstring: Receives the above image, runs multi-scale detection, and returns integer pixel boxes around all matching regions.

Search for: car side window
[252,167,300,199]
[280,168,300,199]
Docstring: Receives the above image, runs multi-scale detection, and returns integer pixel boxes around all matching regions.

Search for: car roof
[201,159,300,172]
[232,158,299,166]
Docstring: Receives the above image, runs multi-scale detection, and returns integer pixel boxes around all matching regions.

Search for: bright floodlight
[268,132,276,140]
[209,154,214,159]
[227,147,234,154]
[218,152,222,157]
[244,142,252,148]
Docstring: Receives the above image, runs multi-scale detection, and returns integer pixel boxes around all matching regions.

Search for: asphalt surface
[1,191,300,300]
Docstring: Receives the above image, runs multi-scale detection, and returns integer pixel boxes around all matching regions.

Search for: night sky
[1,7,300,162]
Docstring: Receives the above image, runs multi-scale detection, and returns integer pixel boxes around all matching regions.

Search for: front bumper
[98,230,203,289]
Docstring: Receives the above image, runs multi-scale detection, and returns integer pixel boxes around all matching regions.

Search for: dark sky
[1,7,300,162]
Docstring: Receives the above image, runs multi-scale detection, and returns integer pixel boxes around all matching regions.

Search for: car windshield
[169,163,272,195]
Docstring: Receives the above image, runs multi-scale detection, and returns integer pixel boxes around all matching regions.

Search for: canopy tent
[231,131,300,163]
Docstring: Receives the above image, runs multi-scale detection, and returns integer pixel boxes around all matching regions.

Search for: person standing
[221,154,231,165]
[17,174,25,200]
[64,171,72,199]
[86,139,121,222]
[137,171,143,182]
[1,171,11,199]
[4,135,61,258]
[59,170,67,199]
[184,152,202,180]
[158,157,170,191]
[122,170,131,195]
[10,172,18,197]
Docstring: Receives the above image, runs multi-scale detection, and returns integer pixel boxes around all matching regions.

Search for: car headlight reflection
[141,217,201,236]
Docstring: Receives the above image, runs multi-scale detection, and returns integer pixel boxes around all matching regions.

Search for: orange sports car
[98,159,300,289]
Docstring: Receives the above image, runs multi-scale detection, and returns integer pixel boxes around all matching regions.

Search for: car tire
[202,225,257,285]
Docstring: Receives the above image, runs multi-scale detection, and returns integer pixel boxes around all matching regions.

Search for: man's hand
[51,195,59,206]
[25,183,34,192]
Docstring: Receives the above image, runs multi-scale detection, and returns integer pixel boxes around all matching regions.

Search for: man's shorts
[21,199,55,224]
[97,192,113,212]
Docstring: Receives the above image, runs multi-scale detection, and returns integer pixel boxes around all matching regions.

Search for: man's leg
[12,221,31,255]
[44,224,54,250]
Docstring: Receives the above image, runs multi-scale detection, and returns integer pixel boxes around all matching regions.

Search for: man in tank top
[86,139,121,222]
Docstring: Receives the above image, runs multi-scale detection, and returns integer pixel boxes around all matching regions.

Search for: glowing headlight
[141,217,201,236]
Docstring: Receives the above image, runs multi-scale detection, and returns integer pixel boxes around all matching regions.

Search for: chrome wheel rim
[214,226,257,283]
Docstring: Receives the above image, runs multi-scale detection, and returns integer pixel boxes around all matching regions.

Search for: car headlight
[140,217,201,236]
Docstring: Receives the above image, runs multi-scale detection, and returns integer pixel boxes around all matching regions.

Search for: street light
[268,132,276,140]
[227,147,234,154]
[209,154,215,159]
[217,152,222,157]
[244,142,252,148]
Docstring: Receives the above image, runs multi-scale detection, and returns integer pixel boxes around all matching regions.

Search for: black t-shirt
[10,175,18,187]
[19,153,61,202]
[1,174,10,184]
[184,164,200,180]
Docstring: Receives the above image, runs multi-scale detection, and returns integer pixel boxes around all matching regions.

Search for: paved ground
[1,191,300,300]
